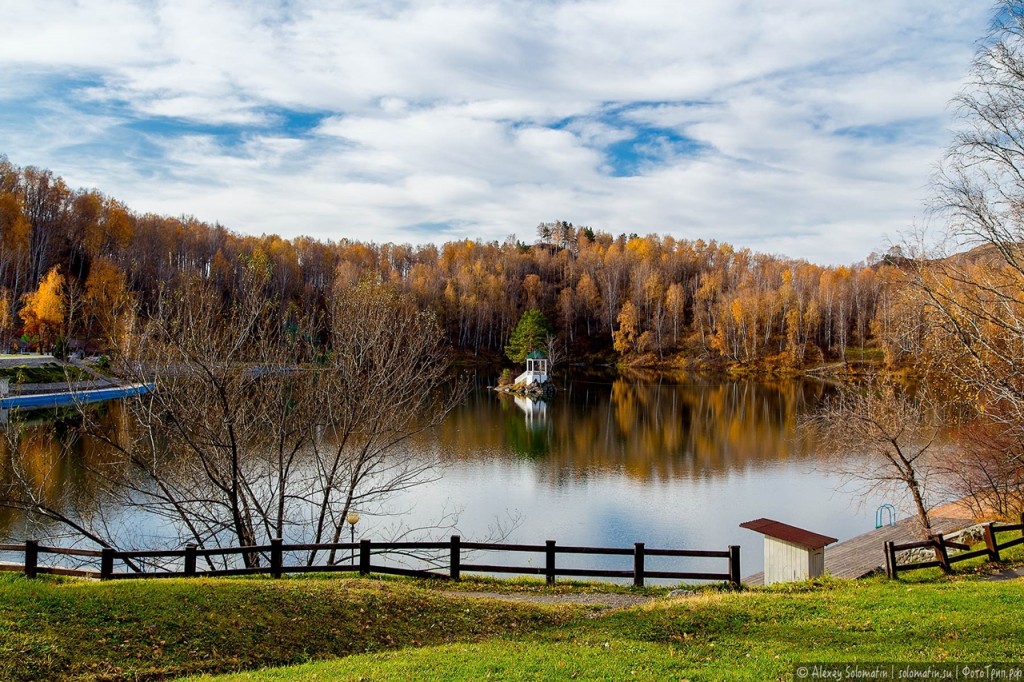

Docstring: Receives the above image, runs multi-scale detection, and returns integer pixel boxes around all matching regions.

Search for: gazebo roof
[526,350,547,360]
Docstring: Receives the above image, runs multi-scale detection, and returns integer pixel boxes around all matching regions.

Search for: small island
[493,310,556,397]
[494,349,554,397]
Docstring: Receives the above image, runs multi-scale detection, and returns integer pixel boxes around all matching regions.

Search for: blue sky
[0,1,995,264]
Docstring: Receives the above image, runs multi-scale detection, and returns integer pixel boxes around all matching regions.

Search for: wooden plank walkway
[0,382,153,410]
[744,516,975,586]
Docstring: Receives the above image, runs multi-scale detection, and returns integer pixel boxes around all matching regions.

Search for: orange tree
[19,265,64,351]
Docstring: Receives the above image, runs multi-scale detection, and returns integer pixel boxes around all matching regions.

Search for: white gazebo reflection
[513,395,548,424]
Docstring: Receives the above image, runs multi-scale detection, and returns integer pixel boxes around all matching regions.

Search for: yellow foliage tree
[665,282,686,344]
[0,288,13,349]
[0,191,30,286]
[84,258,133,346]
[19,266,65,351]
[613,300,640,355]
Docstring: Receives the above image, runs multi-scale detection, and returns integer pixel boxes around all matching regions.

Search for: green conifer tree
[505,309,551,364]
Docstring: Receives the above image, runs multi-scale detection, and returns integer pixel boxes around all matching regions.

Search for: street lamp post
[346,511,360,565]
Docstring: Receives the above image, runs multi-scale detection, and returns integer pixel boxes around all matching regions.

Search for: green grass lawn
[191,577,1024,682]
[2,555,1021,682]
[0,574,572,681]
[0,363,90,384]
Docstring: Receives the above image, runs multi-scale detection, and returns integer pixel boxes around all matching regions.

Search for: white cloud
[0,1,158,67]
[0,0,997,264]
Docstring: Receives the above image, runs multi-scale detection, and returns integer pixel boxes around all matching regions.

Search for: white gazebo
[515,350,549,385]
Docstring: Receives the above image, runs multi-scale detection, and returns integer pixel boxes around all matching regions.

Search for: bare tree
[543,333,562,373]
[925,2,1024,415]
[912,0,1024,517]
[3,263,466,569]
[803,384,939,536]
[304,279,462,564]
[935,416,1024,521]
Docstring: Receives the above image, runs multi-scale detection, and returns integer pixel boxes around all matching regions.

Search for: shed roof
[739,518,838,550]
[526,350,547,359]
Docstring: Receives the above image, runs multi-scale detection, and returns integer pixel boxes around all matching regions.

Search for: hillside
[0,157,900,372]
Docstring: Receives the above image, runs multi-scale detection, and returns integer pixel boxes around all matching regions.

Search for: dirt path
[0,355,56,368]
[984,566,1024,581]
[442,590,655,613]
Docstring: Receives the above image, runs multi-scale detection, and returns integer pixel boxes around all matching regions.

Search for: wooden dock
[0,382,153,410]
[744,515,976,585]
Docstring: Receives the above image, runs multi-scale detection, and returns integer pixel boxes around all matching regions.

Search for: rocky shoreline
[491,380,555,398]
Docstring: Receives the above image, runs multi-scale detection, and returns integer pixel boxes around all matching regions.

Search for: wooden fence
[0,536,741,587]
[884,514,1024,578]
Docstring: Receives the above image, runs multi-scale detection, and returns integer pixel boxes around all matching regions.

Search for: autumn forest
[0,154,925,374]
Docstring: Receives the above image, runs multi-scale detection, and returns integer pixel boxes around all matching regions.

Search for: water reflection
[506,396,550,458]
[0,407,124,540]
[3,374,874,580]
[389,374,883,578]
[512,395,547,422]
[434,375,830,481]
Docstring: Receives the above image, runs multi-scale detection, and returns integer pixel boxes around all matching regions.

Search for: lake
[384,373,885,579]
[1,373,888,581]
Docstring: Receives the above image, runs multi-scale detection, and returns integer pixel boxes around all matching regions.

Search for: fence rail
[0,536,740,587]
[885,514,1024,578]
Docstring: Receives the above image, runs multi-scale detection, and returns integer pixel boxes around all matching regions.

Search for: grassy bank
[0,574,571,681]
[2,569,1022,681]
[194,577,1024,681]
[0,363,90,384]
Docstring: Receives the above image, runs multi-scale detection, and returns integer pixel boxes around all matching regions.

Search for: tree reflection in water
[2,375,838,550]
[435,374,831,481]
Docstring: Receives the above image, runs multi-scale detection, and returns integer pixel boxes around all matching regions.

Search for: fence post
[24,540,38,579]
[100,548,115,580]
[884,541,897,579]
[983,523,1001,562]
[359,539,371,577]
[545,540,556,586]
[184,543,197,576]
[931,534,951,574]
[450,535,461,581]
[728,545,741,587]
[270,538,283,579]
[633,543,645,587]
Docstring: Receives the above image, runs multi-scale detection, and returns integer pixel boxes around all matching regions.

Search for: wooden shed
[740,518,838,585]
